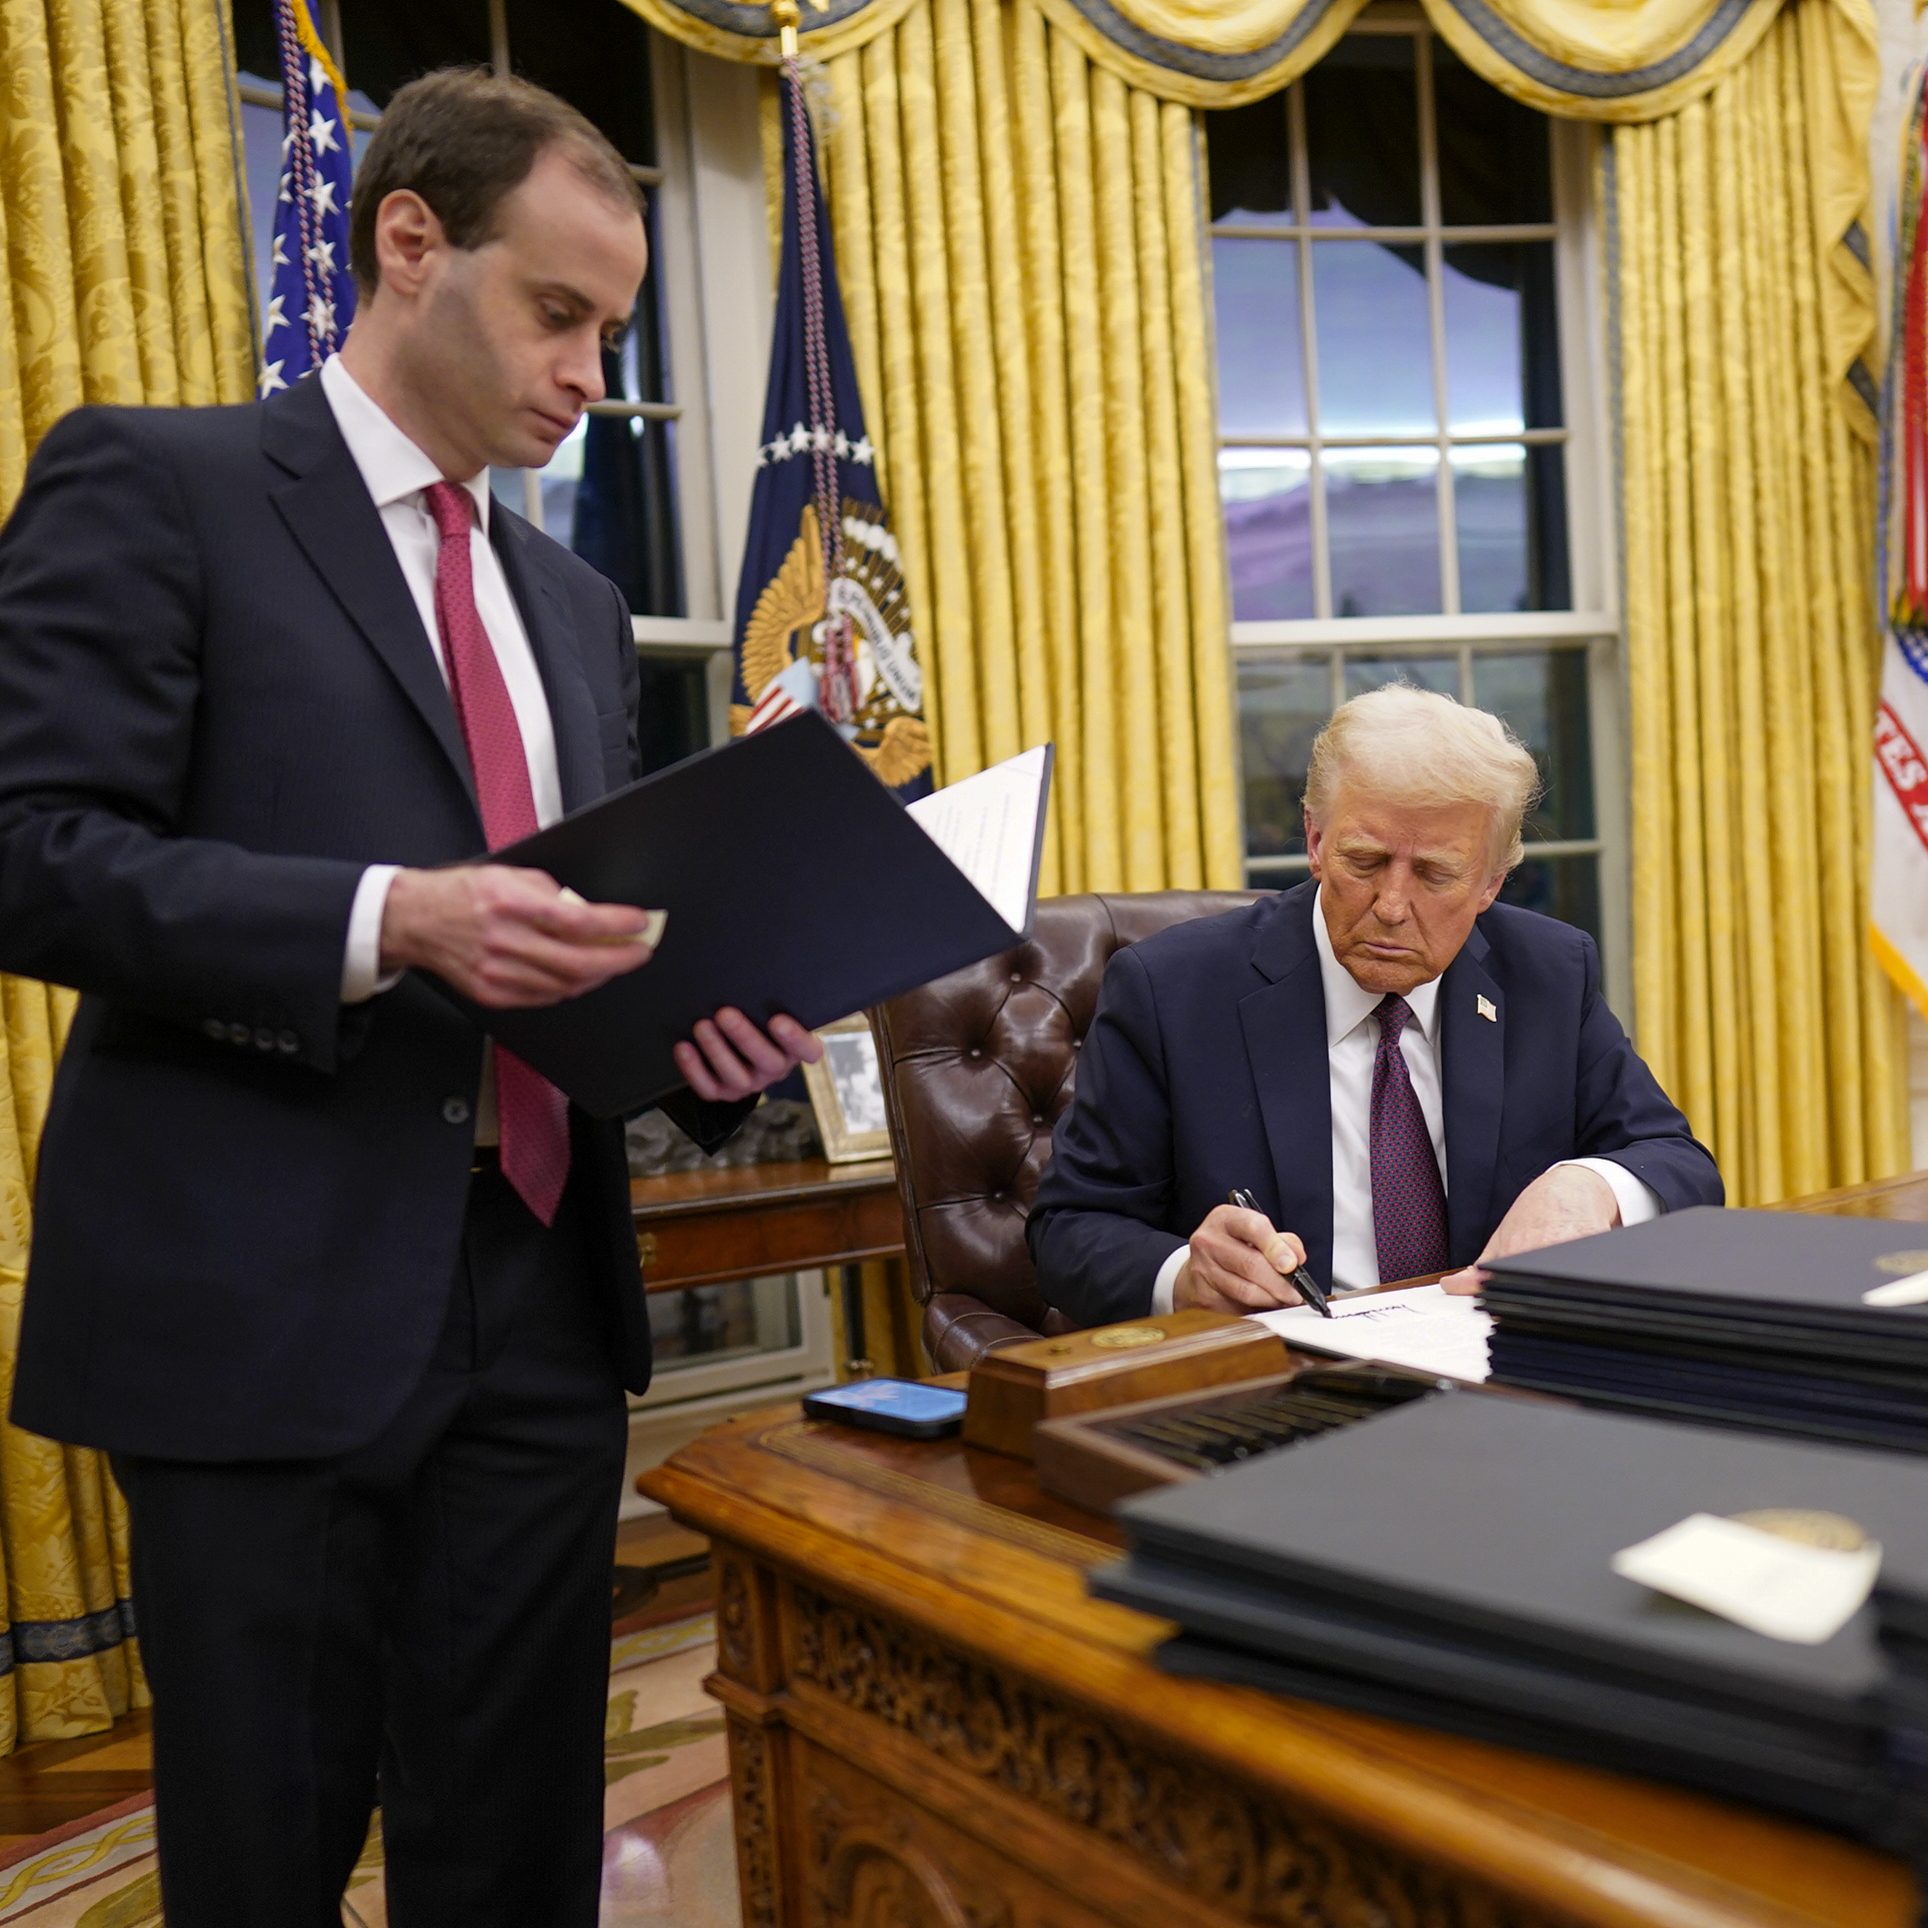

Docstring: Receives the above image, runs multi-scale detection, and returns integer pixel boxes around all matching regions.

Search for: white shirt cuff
[341,864,404,1004]
[1151,1243,1188,1318]
[1559,1156,1661,1228]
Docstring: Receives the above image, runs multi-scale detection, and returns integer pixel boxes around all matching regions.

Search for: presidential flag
[729,64,930,800]
[258,0,356,396]
[1877,63,1928,1021]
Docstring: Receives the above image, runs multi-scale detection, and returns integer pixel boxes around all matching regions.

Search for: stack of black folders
[1876,1560,1928,1869]
[1476,1208,1928,1453]
[1090,1393,1927,1848]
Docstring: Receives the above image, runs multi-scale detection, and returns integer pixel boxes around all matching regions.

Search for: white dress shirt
[320,355,564,1139]
[1151,892,1658,1312]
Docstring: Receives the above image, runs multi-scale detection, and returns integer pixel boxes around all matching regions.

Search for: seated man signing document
[1028,686,1721,1323]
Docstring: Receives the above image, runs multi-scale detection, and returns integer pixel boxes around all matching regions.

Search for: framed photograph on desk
[804,1016,891,1164]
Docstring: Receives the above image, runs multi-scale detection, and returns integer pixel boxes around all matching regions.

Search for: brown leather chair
[870,890,1262,1372]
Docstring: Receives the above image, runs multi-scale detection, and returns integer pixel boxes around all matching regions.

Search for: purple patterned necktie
[1370,994,1448,1283]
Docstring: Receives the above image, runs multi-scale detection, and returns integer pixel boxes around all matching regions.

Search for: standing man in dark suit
[1028,686,1721,1327]
[0,69,818,1927]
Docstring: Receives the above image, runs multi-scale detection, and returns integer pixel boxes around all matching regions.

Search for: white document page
[1251,1283,1493,1383]
[905,744,1051,935]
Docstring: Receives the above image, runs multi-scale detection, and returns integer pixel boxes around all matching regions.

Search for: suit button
[277,1030,300,1055]
[228,1022,250,1046]
[203,1018,225,1041]
[442,1097,472,1126]
[255,1027,277,1051]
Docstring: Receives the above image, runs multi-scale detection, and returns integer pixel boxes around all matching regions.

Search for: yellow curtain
[0,0,255,1751]
[807,0,1243,893]
[1614,0,1908,1205]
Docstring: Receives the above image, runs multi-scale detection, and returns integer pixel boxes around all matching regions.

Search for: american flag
[258,0,356,396]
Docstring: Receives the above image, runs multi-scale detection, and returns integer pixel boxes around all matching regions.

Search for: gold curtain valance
[621,0,1790,118]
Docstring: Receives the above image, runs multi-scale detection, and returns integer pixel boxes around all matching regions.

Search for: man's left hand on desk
[1439,1162,1621,1296]
[674,1007,821,1104]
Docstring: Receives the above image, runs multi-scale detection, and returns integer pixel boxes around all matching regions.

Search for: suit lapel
[1440,926,1504,1265]
[262,382,479,822]
[1237,885,1336,1285]
[490,510,603,814]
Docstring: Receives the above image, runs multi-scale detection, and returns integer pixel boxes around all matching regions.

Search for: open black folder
[443,713,1053,1117]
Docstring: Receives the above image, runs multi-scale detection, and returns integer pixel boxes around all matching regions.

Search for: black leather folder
[1098,1395,1928,1838]
[1153,1632,1891,1834]
[1480,1208,1928,1352]
[437,714,1052,1116]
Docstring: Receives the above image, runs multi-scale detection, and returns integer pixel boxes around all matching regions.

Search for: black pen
[1228,1188,1333,1318]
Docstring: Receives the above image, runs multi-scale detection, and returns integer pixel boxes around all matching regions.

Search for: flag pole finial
[769,0,828,61]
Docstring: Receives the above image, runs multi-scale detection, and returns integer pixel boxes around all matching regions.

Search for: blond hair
[1303,684,1541,873]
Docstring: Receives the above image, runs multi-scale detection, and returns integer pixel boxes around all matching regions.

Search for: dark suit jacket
[0,378,745,1461]
[1026,880,1722,1328]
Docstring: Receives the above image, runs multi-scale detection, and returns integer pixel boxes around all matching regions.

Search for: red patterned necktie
[424,480,570,1227]
[1369,994,1448,1283]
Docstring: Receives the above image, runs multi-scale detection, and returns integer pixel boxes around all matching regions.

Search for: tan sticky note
[1610,1513,1881,1645]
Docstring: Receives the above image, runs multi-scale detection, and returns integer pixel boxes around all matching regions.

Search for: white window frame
[1219,8,1630,1011]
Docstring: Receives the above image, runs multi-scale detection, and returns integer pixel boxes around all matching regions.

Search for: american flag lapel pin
[1476,994,1497,1022]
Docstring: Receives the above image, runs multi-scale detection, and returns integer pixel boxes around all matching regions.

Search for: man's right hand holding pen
[1171,1191,1333,1317]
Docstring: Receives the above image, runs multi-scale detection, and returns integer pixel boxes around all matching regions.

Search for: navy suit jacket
[1026,880,1722,1328]
[0,378,745,1461]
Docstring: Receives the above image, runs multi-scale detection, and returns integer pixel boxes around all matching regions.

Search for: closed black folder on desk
[1478,1209,1928,1451]
[445,714,1052,1117]
[1094,1394,1928,1843]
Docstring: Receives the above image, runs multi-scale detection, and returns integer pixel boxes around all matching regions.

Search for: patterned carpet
[0,1613,737,1926]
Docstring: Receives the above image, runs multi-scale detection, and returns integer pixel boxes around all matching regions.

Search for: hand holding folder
[435,713,1054,1118]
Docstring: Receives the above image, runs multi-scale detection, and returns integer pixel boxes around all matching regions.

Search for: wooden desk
[645,1176,1928,1928]
[629,1157,903,1294]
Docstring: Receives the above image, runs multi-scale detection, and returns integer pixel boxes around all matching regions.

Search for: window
[1206,12,1626,998]
[233,0,766,773]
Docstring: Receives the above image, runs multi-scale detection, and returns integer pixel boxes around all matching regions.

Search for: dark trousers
[115,1166,629,1928]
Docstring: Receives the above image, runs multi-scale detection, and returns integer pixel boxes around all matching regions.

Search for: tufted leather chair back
[870,890,1262,1371]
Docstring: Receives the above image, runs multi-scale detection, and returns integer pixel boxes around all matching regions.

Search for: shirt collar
[319,355,492,533]
[1311,886,1442,1048]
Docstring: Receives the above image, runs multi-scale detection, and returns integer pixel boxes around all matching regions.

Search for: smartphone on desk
[803,1378,968,1439]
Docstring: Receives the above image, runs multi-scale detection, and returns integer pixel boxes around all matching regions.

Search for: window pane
[1238,654,1332,856]
[1435,44,1552,227]
[1442,243,1561,434]
[1325,447,1441,617]
[336,0,491,108]
[1205,94,1293,225]
[603,201,673,407]
[1472,648,1595,840]
[506,0,657,163]
[1213,240,1305,436]
[1497,852,1600,944]
[541,414,685,617]
[1222,451,1315,621]
[238,98,283,315]
[1304,37,1420,229]
[1453,444,1570,614]
[1343,654,1457,702]
[1311,241,1434,437]
[633,655,711,774]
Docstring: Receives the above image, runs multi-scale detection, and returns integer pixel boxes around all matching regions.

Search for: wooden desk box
[962,1309,1289,1459]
